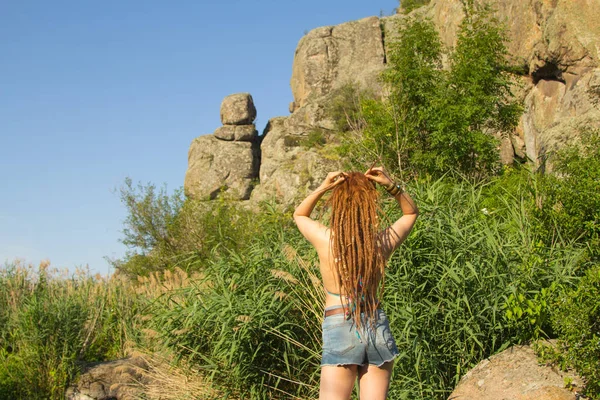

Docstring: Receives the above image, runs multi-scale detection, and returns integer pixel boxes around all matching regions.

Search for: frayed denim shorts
[321,305,399,367]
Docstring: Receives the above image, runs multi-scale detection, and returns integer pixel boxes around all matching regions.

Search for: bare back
[307,225,398,308]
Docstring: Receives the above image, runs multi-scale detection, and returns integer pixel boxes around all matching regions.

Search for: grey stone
[448,344,583,400]
[250,117,341,206]
[290,16,386,110]
[220,93,256,125]
[65,356,149,400]
[184,134,260,200]
[214,124,258,142]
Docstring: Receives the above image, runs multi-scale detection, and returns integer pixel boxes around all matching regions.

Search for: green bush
[399,0,431,14]
[114,179,262,276]
[339,5,521,180]
[550,265,600,398]
[535,129,600,255]
[300,129,327,149]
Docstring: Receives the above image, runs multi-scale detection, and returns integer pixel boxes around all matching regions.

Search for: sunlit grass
[0,175,592,399]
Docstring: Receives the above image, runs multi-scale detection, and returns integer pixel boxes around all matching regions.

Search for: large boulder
[448,344,584,400]
[250,117,341,206]
[184,135,260,200]
[290,16,386,112]
[220,93,257,125]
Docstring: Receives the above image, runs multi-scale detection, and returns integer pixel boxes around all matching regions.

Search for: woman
[293,167,418,400]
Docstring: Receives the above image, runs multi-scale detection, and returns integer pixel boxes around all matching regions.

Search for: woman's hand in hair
[319,171,346,191]
[365,167,393,188]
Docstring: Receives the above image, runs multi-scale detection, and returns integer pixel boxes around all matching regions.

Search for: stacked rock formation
[184,93,260,200]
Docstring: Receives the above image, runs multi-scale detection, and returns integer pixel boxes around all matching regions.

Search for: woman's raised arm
[365,167,418,258]
[293,171,346,247]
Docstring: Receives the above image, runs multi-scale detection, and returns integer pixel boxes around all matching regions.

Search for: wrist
[386,183,404,196]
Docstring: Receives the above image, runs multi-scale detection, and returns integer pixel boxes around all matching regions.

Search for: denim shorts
[321,306,399,367]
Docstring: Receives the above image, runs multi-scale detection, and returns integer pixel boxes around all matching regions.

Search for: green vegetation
[338,5,521,180]
[399,0,430,14]
[0,262,139,399]
[114,178,263,276]
[534,129,600,253]
[550,265,600,398]
[300,129,327,149]
[3,130,599,397]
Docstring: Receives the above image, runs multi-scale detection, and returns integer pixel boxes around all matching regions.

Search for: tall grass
[382,178,584,398]
[0,261,140,399]
[1,176,590,399]
[143,209,324,399]
[141,177,586,399]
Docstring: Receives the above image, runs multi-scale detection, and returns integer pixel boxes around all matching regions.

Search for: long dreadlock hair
[327,172,386,329]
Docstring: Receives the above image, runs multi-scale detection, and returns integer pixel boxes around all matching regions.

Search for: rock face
[249,117,341,205]
[184,93,260,201]
[448,344,583,400]
[186,0,600,204]
[220,93,257,125]
[290,16,386,112]
[429,0,600,167]
[65,356,148,400]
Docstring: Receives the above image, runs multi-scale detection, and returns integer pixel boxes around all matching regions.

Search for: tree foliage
[550,265,600,398]
[399,0,430,14]
[535,129,600,254]
[338,4,521,180]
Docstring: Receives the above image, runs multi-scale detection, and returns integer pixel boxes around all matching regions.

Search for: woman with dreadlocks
[293,167,418,400]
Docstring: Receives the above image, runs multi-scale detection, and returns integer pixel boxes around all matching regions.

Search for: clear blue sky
[0,0,398,275]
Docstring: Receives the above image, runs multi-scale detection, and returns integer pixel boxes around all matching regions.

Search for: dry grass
[134,352,223,400]
[135,267,198,297]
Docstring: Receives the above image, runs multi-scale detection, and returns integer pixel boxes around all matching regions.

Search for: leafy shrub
[550,265,600,398]
[535,129,600,256]
[114,179,262,276]
[326,82,375,134]
[339,5,521,180]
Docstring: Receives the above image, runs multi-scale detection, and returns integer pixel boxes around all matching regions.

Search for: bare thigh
[358,361,394,400]
[320,365,358,400]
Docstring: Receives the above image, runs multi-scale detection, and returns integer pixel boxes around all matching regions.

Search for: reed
[0,175,591,399]
[0,261,141,399]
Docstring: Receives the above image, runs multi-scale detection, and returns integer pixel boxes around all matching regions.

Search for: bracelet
[386,183,404,196]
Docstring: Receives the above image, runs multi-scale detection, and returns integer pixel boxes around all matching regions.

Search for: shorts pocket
[322,318,356,355]
[375,317,398,353]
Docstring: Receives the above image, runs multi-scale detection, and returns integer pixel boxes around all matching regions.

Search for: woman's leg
[357,361,393,400]
[320,365,358,400]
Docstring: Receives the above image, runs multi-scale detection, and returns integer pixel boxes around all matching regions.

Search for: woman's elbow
[292,212,305,225]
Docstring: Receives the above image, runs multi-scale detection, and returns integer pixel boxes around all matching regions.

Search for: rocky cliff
[431,0,600,167]
[184,0,600,204]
